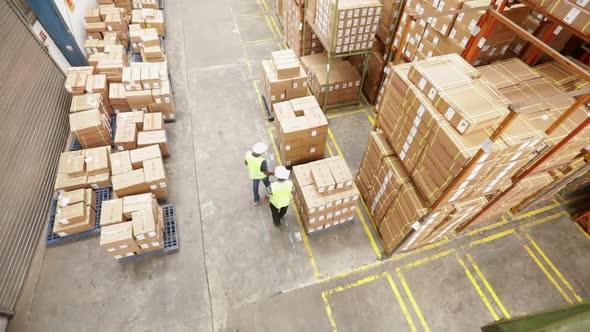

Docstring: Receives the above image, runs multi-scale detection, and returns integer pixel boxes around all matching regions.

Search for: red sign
[39,30,47,42]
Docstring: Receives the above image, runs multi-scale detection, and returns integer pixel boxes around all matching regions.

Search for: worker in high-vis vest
[244,142,274,205]
[268,166,293,226]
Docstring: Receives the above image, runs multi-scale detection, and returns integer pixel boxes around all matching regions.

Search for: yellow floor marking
[469,229,515,247]
[292,194,321,280]
[267,127,282,165]
[327,128,345,160]
[386,273,418,332]
[455,253,500,321]
[261,0,270,11]
[525,233,583,303]
[512,201,560,220]
[555,192,565,203]
[243,38,276,46]
[365,110,376,126]
[464,216,508,237]
[270,15,283,38]
[397,269,431,332]
[403,249,455,269]
[319,261,384,284]
[466,254,511,319]
[264,15,278,39]
[253,80,268,118]
[326,109,366,119]
[277,42,285,50]
[519,212,567,230]
[524,245,573,304]
[388,238,450,262]
[321,291,338,332]
[238,13,264,18]
[326,142,335,157]
[575,222,590,240]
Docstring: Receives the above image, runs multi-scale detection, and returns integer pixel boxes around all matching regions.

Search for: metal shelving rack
[302,0,382,111]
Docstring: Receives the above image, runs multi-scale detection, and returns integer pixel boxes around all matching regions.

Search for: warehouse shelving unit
[302,0,379,111]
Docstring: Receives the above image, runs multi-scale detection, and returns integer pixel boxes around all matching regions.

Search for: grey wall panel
[0,0,70,314]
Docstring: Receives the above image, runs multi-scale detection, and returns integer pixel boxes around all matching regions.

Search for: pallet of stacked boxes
[54,148,112,192]
[262,49,309,112]
[132,8,165,36]
[100,193,165,260]
[292,156,360,233]
[302,53,361,108]
[307,0,382,53]
[123,62,175,120]
[110,144,167,199]
[129,25,163,61]
[53,188,98,237]
[88,45,128,83]
[273,96,328,166]
[85,5,130,49]
[283,0,324,56]
[133,0,159,9]
[69,93,113,148]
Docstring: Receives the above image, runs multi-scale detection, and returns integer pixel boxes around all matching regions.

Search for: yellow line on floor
[455,253,500,321]
[270,15,283,38]
[319,261,384,283]
[238,13,264,18]
[575,222,590,240]
[292,192,321,280]
[327,128,381,259]
[277,42,285,50]
[325,109,366,119]
[365,109,376,126]
[253,80,268,118]
[243,38,276,46]
[397,269,431,332]
[321,291,338,332]
[388,237,450,262]
[512,202,560,220]
[326,142,335,157]
[464,216,509,237]
[264,15,278,39]
[555,192,565,203]
[261,0,270,11]
[386,273,418,332]
[325,272,387,294]
[466,254,511,319]
[403,249,455,269]
[525,233,583,303]
[523,245,573,304]
[469,229,515,247]
[519,212,567,230]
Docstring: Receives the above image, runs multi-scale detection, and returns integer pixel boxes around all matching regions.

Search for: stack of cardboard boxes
[54,148,112,192]
[274,96,329,166]
[53,188,98,237]
[529,0,590,36]
[122,62,175,120]
[132,0,159,9]
[89,45,128,83]
[129,24,165,61]
[262,49,309,112]
[293,156,360,233]
[100,193,165,260]
[111,145,168,199]
[302,53,361,107]
[283,0,325,56]
[85,5,130,49]
[131,8,165,36]
[307,0,382,53]
[69,93,114,148]
[114,110,169,157]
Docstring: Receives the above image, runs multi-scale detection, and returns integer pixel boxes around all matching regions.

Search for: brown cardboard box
[112,169,149,197]
[84,146,110,175]
[66,156,85,176]
[54,206,95,237]
[110,151,133,175]
[100,199,124,226]
[122,193,154,219]
[109,83,130,113]
[548,0,590,35]
[87,171,112,189]
[56,202,87,226]
[143,157,167,198]
[85,8,102,23]
[143,112,164,131]
[129,145,162,169]
[131,206,161,244]
[114,123,137,151]
[100,222,139,258]
[137,130,169,156]
[71,92,103,114]
[57,189,86,208]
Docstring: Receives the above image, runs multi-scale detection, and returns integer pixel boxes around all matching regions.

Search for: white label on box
[66,86,73,93]
[107,248,116,252]
[107,26,113,31]
[140,244,149,249]
[410,126,418,138]
[150,184,157,190]
[478,37,486,49]
[482,45,490,52]
[149,231,157,237]
[326,201,333,208]
[328,185,335,191]
[271,95,276,101]
[280,93,285,99]
[327,213,333,219]
[311,130,317,136]
[565,7,581,24]
[481,138,494,153]
[310,217,317,224]
[164,97,171,103]
[418,78,427,90]
[399,151,406,160]
[310,147,316,153]
[285,145,291,151]
[137,234,145,240]
[441,24,448,34]
[460,37,469,48]
[577,0,589,6]
[510,152,523,161]
[145,83,151,89]
[450,29,457,39]
[151,242,160,247]
[125,84,132,90]
[335,83,340,90]
[319,187,325,193]
[114,255,123,260]
[457,13,464,22]
[335,210,341,216]
[319,215,325,221]
[428,87,437,100]
[155,97,162,104]
[403,142,410,153]
[445,108,456,121]
[59,217,70,225]
[457,119,469,134]
[120,245,128,249]
[478,153,490,164]
[126,253,134,257]
[347,180,353,186]
[58,232,67,237]
[554,25,563,35]
[117,146,124,151]
[412,221,422,231]
[91,184,98,189]
[344,197,351,203]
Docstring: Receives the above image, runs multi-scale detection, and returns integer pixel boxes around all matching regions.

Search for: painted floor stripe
[466,253,511,319]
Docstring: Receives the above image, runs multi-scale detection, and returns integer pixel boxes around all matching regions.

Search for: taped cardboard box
[548,0,590,35]
[69,109,113,148]
[122,193,155,219]
[100,199,124,226]
[110,151,133,175]
[143,112,164,131]
[109,83,130,112]
[57,188,95,210]
[112,168,149,197]
[117,111,145,130]
[87,172,112,189]
[132,206,163,248]
[84,146,110,175]
[100,222,139,258]
[54,206,95,237]
[114,122,138,151]
[137,130,169,156]
[143,157,167,198]
[129,144,162,169]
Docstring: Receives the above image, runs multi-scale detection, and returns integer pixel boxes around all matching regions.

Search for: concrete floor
[7,0,590,331]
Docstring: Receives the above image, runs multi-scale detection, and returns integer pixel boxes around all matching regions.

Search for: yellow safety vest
[270,180,293,208]
[244,151,266,180]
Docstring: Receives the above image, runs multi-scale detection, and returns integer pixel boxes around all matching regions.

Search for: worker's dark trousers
[270,203,288,226]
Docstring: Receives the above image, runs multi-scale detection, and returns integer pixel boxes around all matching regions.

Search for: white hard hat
[252,142,268,154]
[275,166,290,180]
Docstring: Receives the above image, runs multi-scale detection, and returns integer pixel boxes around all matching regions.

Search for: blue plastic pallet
[70,116,118,151]
[261,95,274,122]
[118,204,179,263]
[133,53,142,62]
[46,188,111,246]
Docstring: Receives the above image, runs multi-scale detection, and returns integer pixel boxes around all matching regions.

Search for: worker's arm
[261,160,274,176]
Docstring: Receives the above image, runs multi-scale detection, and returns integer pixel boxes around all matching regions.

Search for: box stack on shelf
[393,0,533,65]
[293,156,360,233]
[131,8,166,36]
[100,193,165,260]
[527,0,590,36]
[283,0,325,56]
[262,49,309,111]
[302,53,362,107]
[53,188,98,237]
[69,94,114,148]
[54,148,112,192]
[274,96,328,166]
[307,0,382,53]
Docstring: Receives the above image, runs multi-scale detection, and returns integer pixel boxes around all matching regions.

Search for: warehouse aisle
[8,0,590,331]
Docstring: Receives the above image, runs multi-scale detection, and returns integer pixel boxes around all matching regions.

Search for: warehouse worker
[244,142,274,205]
[268,166,293,227]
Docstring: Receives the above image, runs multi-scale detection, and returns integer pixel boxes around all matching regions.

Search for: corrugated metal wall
[0,0,70,314]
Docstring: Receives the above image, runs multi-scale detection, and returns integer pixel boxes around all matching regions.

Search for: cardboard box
[129,144,162,169]
[114,122,138,151]
[100,199,124,226]
[53,206,95,237]
[100,222,139,256]
[137,130,169,156]
[122,193,154,219]
[131,206,161,242]
[143,112,164,131]
[548,1,590,35]
[57,188,91,208]
[55,202,87,226]
[66,156,85,176]
[110,151,133,175]
[87,171,111,189]
[143,157,167,198]
[84,146,110,175]
[112,169,149,197]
